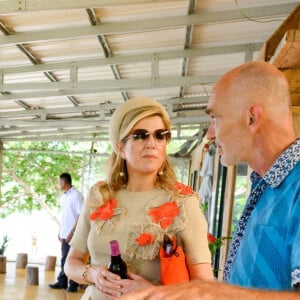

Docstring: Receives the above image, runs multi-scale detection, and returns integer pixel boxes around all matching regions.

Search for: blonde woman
[65,97,213,300]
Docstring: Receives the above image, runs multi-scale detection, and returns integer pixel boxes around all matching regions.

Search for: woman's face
[118,115,169,177]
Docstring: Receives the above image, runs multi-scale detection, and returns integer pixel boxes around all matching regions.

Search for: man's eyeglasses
[122,129,171,144]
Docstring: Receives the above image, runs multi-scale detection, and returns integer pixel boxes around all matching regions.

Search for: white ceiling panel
[106,27,186,55]
[0,45,30,67]
[28,38,105,63]
[0,9,89,32]
[94,1,188,22]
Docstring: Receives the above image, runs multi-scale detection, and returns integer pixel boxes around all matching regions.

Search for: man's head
[206,61,294,168]
[59,173,72,191]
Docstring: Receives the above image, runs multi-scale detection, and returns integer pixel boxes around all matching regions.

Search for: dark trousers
[57,239,79,288]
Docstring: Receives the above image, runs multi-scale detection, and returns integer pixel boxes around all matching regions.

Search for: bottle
[108,240,128,279]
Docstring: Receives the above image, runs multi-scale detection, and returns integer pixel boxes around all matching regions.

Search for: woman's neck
[126,173,157,192]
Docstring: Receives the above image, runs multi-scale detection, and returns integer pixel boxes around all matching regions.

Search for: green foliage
[0,234,9,254]
[208,236,231,256]
[200,202,208,214]
[231,175,248,235]
[1,142,83,217]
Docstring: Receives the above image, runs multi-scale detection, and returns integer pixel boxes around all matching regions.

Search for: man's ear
[116,141,125,159]
[248,104,263,133]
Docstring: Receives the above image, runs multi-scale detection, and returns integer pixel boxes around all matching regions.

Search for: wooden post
[0,141,3,199]
[218,165,237,280]
[26,266,39,285]
[16,253,28,269]
[0,256,6,274]
[45,256,57,271]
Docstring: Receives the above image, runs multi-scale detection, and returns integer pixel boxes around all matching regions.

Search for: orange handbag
[159,235,190,285]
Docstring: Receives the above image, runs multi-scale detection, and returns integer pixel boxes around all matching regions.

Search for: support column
[218,165,237,280]
[0,141,3,198]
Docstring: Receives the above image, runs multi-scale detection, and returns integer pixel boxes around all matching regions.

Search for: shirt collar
[251,139,300,188]
[64,186,74,194]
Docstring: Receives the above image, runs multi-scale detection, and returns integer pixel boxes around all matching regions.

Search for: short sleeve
[289,194,300,287]
[178,193,211,265]
[70,186,96,253]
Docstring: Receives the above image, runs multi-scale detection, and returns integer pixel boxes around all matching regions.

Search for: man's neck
[63,185,72,192]
[249,134,296,177]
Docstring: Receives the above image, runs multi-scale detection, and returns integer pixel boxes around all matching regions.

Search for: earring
[119,159,125,177]
[158,162,165,176]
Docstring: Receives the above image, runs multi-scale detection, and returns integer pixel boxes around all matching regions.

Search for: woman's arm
[179,193,214,282]
[188,263,214,281]
[65,247,123,300]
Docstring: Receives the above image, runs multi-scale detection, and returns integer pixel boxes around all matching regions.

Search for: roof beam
[0,0,180,13]
[86,8,129,101]
[179,0,197,98]
[1,43,263,75]
[0,21,81,109]
[0,96,209,118]
[0,114,209,128]
[0,3,297,46]
[0,75,219,100]
[0,75,219,90]
[0,127,104,139]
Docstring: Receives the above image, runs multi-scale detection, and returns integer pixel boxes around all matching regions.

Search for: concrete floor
[0,262,84,300]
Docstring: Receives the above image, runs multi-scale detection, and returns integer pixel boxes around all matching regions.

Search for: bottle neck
[111,254,122,263]
[110,241,121,255]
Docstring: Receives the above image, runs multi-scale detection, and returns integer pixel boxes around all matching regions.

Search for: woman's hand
[111,271,153,298]
[86,266,123,300]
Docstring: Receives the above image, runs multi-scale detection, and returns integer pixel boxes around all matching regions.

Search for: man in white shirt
[49,173,83,292]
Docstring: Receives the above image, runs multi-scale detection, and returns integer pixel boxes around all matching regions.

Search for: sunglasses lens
[132,130,149,141]
[125,129,171,143]
[157,130,171,140]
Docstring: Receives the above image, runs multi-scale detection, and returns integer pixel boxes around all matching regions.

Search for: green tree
[1,142,83,222]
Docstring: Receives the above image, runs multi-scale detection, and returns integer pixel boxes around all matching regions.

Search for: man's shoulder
[69,187,83,199]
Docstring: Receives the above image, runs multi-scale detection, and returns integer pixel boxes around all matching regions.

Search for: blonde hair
[97,106,177,204]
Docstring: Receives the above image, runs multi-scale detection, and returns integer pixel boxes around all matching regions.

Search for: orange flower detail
[207,233,217,244]
[148,202,179,229]
[90,199,117,221]
[135,233,155,246]
[174,182,193,195]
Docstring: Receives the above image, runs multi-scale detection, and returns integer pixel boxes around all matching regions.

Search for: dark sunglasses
[122,129,171,143]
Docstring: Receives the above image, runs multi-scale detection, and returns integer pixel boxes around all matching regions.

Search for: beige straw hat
[109,96,170,153]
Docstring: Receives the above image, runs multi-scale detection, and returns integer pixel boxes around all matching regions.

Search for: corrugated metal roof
[0,0,298,142]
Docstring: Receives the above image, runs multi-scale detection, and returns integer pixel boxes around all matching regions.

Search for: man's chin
[220,155,235,167]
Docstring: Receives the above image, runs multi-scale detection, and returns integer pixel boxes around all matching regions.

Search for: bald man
[120,61,300,299]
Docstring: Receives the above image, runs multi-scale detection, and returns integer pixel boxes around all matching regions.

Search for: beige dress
[71,183,211,300]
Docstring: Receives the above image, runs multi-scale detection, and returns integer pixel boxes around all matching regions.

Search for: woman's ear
[248,104,263,134]
[116,141,125,159]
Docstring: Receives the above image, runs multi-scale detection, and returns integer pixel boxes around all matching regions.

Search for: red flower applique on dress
[90,199,117,221]
[135,233,155,246]
[148,202,179,229]
[174,182,193,195]
[126,224,161,260]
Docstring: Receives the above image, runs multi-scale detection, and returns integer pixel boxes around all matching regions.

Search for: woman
[65,96,213,300]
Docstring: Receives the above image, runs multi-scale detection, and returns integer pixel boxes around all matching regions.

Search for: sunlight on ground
[0,211,61,263]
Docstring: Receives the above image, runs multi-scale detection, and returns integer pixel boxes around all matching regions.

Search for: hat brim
[109,96,170,153]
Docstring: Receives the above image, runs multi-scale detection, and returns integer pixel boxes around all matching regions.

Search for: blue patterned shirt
[225,139,300,290]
